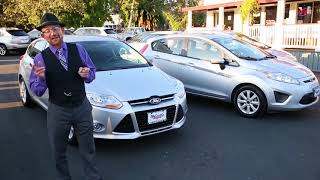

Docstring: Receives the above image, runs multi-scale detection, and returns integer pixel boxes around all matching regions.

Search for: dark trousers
[47,98,102,180]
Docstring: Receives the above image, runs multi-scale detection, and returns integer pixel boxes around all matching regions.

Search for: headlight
[87,93,123,109]
[266,72,300,85]
[175,80,186,99]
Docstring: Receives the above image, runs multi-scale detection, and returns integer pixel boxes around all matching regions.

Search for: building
[183,0,320,50]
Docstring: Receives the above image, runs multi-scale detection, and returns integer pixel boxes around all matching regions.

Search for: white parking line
[0,86,19,90]
[0,81,18,85]
[0,101,22,109]
[0,60,19,62]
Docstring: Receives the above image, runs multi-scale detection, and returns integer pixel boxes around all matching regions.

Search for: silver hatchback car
[18,35,187,141]
[141,33,319,118]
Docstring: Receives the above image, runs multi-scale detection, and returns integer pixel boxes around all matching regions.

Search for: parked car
[128,31,182,53]
[140,33,319,118]
[120,27,146,41]
[0,28,31,55]
[28,28,75,41]
[74,27,119,39]
[18,35,187,141]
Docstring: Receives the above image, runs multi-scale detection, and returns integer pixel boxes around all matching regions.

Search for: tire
[19,78,34,107]
[0,44,7,56]
[67,126,78,145]
[233,85,267,118]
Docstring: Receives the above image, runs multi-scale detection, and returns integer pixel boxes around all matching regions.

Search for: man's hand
[32,61,45,79]
[78,67,90,78]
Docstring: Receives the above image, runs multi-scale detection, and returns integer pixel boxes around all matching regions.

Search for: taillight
[139,44,148,54]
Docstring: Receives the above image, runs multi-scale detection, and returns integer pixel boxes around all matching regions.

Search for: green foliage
[240,0,259,24]
[192,11,206,27]
[1,0,113,29]
[163,0,198,30]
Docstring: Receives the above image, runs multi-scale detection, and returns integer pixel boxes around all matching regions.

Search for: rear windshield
[79,41,150,71]
[7,30,28,36]
[104,29,116,34]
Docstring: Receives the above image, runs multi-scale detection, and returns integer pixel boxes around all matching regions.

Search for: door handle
[154,55,160,59]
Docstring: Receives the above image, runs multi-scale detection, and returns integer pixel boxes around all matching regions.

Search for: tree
[120,0,166,30]
[163,0,199,31]
[240,0,259,24]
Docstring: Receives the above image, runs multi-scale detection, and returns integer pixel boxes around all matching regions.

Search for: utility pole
[128,0,135,28]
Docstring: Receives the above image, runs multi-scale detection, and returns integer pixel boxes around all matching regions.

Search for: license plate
[147,109,167,124]
[314,86,320,97]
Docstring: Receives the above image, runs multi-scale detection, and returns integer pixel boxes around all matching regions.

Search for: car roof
[36,35,118,43]
[147,32,233,41]
[76,27,114,30]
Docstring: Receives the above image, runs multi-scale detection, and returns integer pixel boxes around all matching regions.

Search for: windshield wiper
[238,56,258,60]
[259,55,276,60]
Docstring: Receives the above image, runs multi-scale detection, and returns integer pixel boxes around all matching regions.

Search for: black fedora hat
[36,13,65,31]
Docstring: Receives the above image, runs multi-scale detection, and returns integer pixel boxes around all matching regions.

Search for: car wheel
[19,78,34,107]
[67,126,78,145]
[233,85,267,118]
[0,44,7,56]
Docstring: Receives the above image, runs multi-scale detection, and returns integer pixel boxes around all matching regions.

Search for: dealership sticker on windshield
[148,109,167,124]
[314,86,320,97]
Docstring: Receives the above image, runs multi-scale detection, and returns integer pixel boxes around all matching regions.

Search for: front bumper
[91,94,187,139]
[265,75,319,111]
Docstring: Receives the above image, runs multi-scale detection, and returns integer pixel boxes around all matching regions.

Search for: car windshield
[212,37,270,60]
[79,41,150,71]
[7,30,28,36]
[104,29,116,34]
[234,33,271,49]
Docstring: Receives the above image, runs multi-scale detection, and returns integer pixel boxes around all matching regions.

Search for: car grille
[299,92,317,105]
[114,115,135,133]
[135,105,176,132]
[128,94,174,106]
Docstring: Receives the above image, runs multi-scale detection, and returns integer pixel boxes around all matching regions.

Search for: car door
[149,37,188,82]
[183,37,232,99]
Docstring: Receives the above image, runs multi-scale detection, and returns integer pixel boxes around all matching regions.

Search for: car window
[79,41,150,71]
[212,37,267,60]
[187,38,222,61]
[27,42,40,58]
[7,30,28,36]
[104,29,116,34]
[151,38,184,55]
[75,29,84,35]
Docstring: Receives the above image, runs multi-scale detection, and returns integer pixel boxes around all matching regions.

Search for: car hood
[249,58,313,79]
[85,66,178,101]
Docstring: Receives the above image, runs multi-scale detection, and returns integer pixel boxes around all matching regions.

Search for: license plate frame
[147,109,167,125]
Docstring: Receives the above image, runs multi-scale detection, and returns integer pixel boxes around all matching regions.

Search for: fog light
[93,121,105,132]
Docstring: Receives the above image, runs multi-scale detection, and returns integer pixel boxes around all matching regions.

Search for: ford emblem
[149,97,161,105]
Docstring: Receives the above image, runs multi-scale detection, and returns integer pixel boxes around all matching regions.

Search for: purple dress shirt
[29,42,96,97]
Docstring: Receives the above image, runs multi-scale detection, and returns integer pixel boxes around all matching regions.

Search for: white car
[74,27,119,39]
[18,35,187,141]
[0,28,31,55]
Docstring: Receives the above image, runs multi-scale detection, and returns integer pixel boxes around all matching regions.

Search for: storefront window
[297,3,313,24]
[266,6,277,25]
[313,1,320,23]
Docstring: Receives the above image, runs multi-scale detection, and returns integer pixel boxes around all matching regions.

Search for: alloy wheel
[237,90,260,115]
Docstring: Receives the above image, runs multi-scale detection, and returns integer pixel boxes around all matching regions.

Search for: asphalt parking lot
[1,55,320,180]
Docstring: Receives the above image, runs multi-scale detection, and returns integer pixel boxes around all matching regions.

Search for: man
[30,13,103,180]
